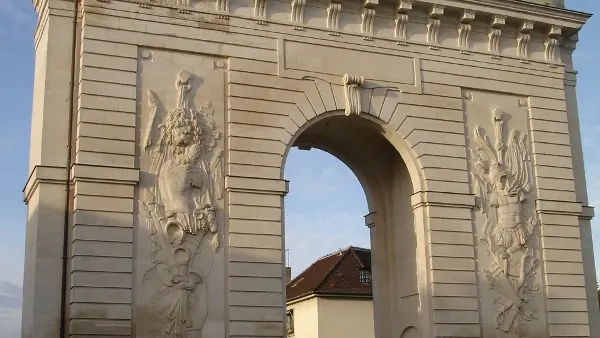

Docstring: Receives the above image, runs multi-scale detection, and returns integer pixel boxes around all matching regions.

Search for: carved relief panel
[464,90,548,338]
[136,49,227,338]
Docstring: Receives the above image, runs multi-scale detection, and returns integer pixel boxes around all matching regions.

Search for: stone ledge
[71,164,139,185]
[580,205,594,220]
[536,199,583,216]
[411,191,476,209]
[364,212,376,228]
[225,176,289,195]
[23,165,68,203]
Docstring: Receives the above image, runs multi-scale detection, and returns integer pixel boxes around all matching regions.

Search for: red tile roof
[286,246,372,302]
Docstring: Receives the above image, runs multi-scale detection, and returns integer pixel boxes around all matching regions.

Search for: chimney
[286,267,292,284]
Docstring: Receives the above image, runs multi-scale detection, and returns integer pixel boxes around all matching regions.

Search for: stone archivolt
[140,70,224,338]
[471,109,540,337]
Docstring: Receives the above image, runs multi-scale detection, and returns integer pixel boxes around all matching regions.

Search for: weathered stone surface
[23,0,595,337]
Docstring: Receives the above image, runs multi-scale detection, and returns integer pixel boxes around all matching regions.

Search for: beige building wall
[287,298,320,338]
[287,297,374,338]
[317,298,375,338]
[23,0,596,337]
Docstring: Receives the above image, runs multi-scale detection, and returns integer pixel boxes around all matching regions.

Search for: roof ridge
[314,248,351,291]
[348,247,367,269]
[348,246,370,252]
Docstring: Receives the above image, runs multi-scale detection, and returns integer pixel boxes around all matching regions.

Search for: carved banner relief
[464,90,548,338]
[136,50,226,338]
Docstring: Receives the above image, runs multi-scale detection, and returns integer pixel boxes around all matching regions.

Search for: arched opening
[283,112,422,338]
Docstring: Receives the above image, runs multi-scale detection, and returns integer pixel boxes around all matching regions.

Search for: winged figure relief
[140,70,224,337]
[470,110,539,337]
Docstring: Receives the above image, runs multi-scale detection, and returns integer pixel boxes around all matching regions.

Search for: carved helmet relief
[471,109,540,337]
[140,70,224,337]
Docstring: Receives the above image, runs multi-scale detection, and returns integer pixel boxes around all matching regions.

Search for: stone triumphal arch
[23,0,597,337]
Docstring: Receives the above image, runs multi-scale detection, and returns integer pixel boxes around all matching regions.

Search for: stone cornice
[414,0,590,32]
[23,165,68,203]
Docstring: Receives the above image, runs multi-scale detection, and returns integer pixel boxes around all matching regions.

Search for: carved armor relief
[464,90,548,338]
[136,50,226,338]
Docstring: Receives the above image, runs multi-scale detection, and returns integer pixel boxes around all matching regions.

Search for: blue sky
[0,0,598,336]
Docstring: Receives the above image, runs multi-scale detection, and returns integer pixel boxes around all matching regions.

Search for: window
[359,268,371,284]
[286,309,294,336]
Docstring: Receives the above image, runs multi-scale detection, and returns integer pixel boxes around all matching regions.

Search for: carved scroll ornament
[342,74,365,116]
[471,109,540,337]
[141,70,224,338]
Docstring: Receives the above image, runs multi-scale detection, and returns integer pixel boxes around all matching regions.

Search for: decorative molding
[214,60,226,69]
[458,10,475,54]
[254,0,268,24]
[463,91,473,101]
[471,109,539,337]
[216,0,229,18]
[427,5,444,50]
[517,21,534,62]
[518,98,528,107]
[342,74,365,116]
[290,0,306,30]
[395,0,412,45]
[361,0,378,40]
[326,2,342,35]
[488,15,505,59]
[141,70,224,337]
[545,25,562,65]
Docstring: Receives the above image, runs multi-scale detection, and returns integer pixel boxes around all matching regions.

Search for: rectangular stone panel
[464,89,550,336]
[281,40,416,85]
[135,48,227,338]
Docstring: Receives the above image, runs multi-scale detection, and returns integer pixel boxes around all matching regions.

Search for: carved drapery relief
[361,0,377,40]
[141,70,224,338]
[290,0,306,30]
[517,21,534,62]
[394,1,412,45]
[326,2,341,35]
[488,15,506,59]
[458,10,475,54]
[342,74,365,116]
[254,0,268,24]
[545,25,562,64]
[216,0,229,17]
[427,5,444,50]
[471,109,539,337]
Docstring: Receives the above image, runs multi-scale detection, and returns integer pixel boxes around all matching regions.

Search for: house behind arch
[286,247,374,338]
